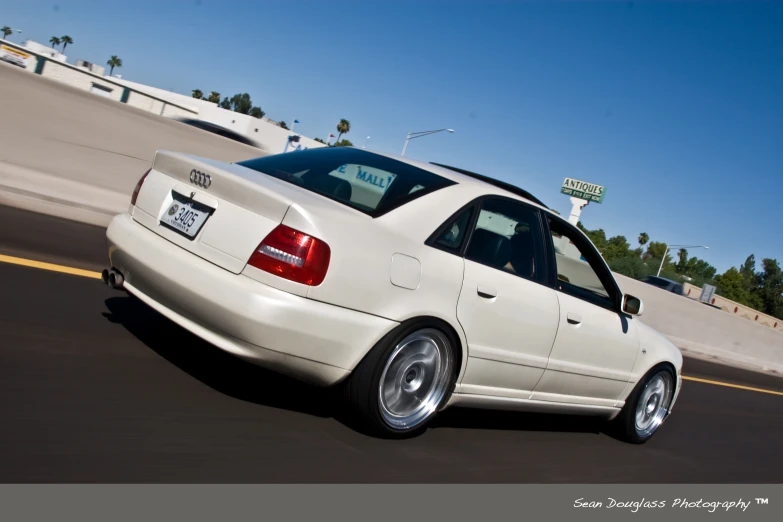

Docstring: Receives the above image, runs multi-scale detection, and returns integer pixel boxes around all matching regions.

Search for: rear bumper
[106,212,398,386]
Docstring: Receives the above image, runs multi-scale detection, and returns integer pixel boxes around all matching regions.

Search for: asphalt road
[1,205,782,483]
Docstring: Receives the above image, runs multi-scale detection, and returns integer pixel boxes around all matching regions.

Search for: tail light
[248,225,331,286]
[130,169,151,206]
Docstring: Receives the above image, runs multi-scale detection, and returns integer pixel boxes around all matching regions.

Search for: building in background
[75,59,105,77]
[108,76,326,154]
[20,40,66,62]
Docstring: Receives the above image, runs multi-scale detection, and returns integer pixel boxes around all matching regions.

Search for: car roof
[363,148,551,212]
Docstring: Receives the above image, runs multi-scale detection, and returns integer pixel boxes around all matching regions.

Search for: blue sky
[3,0,782,273]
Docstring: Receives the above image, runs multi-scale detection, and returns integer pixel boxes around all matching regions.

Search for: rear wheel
[342,320,457,438]
[612,366,675,444]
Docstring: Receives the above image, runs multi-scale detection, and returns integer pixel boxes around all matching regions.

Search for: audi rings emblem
[190,169,212,188]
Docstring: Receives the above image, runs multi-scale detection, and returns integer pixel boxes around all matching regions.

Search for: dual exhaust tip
[102,268,124,289]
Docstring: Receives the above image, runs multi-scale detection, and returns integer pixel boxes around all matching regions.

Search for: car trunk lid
[131,150,303,274]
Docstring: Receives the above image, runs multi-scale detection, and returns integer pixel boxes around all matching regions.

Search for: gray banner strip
[0,484,781,522]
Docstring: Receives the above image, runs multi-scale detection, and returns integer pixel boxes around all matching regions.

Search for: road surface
[1,205,781,483]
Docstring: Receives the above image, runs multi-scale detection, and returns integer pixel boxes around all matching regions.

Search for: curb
[668,334,783,377]
[0,161,127,227]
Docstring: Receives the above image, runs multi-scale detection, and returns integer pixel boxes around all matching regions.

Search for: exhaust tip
[108,270,124,289]
[101,269,110,285]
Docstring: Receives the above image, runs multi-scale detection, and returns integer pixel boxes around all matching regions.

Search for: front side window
[464,198,545,283]
[547,217,616,307]
[237,148,455,216]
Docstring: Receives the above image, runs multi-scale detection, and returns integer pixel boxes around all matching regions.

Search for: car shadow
[430,407,604,435]
[103,295,335,419]
[103,295,614,439]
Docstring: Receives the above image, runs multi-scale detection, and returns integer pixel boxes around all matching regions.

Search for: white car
[103,147,682,443]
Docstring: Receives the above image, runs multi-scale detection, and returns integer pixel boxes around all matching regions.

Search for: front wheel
[342,321,457,438]
[611,366,676,444]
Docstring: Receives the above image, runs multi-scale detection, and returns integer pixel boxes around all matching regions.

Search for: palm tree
[677,248,688,272]
[60,35,73,53]
[49,36,61,49]
[207,91,220,103]
[1,27,12,40]
[191,89,203,99]
[106,55,122,76]
[334,119,351,144]
[638,232,649,249]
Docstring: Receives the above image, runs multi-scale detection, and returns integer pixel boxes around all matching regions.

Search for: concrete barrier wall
[682,281,782,332]
[161,103,194,120]
[614,273,783,369]
[40,60,125,102]
[107,77,207,113]
[112,77,328,153]
[125,91,165,115]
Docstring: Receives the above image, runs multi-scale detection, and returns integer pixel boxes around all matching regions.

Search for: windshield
[237,148,455,217]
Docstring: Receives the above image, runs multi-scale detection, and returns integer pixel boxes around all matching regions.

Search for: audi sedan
[103,146,682,443]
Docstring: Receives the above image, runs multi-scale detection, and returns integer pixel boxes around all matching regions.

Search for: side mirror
[622,294,644,316]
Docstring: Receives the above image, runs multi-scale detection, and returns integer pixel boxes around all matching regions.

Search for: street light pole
[656,244,709,277]
[401,133,412,155]
[657,246,670,278]
[401,128,454,156]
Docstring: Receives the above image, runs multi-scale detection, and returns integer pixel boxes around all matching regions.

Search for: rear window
[236,148,455,217]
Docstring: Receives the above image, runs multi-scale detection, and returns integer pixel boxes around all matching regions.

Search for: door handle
[567,312,582,325]
[477,285,497,299]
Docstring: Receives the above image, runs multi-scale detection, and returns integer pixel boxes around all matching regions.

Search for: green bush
[609,256,654,279]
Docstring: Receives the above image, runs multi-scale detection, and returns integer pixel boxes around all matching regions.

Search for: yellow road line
[0,254,101,279]
[682,375,783,397]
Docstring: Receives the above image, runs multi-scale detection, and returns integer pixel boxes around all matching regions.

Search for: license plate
[160,196,212,238]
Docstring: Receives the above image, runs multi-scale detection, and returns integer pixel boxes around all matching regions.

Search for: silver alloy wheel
[634,371,674,439]
[378,328,453,430]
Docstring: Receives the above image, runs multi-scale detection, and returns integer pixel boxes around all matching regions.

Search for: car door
[434,197,561,399]
[530,215,641,407]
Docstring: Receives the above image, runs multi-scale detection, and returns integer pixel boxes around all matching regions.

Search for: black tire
[610,365,676,444]
[341,318,459,439]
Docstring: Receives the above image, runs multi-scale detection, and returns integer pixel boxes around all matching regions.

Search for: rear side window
[432,207,475,253]
[464,198,546,283]
[237,148,455,217]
